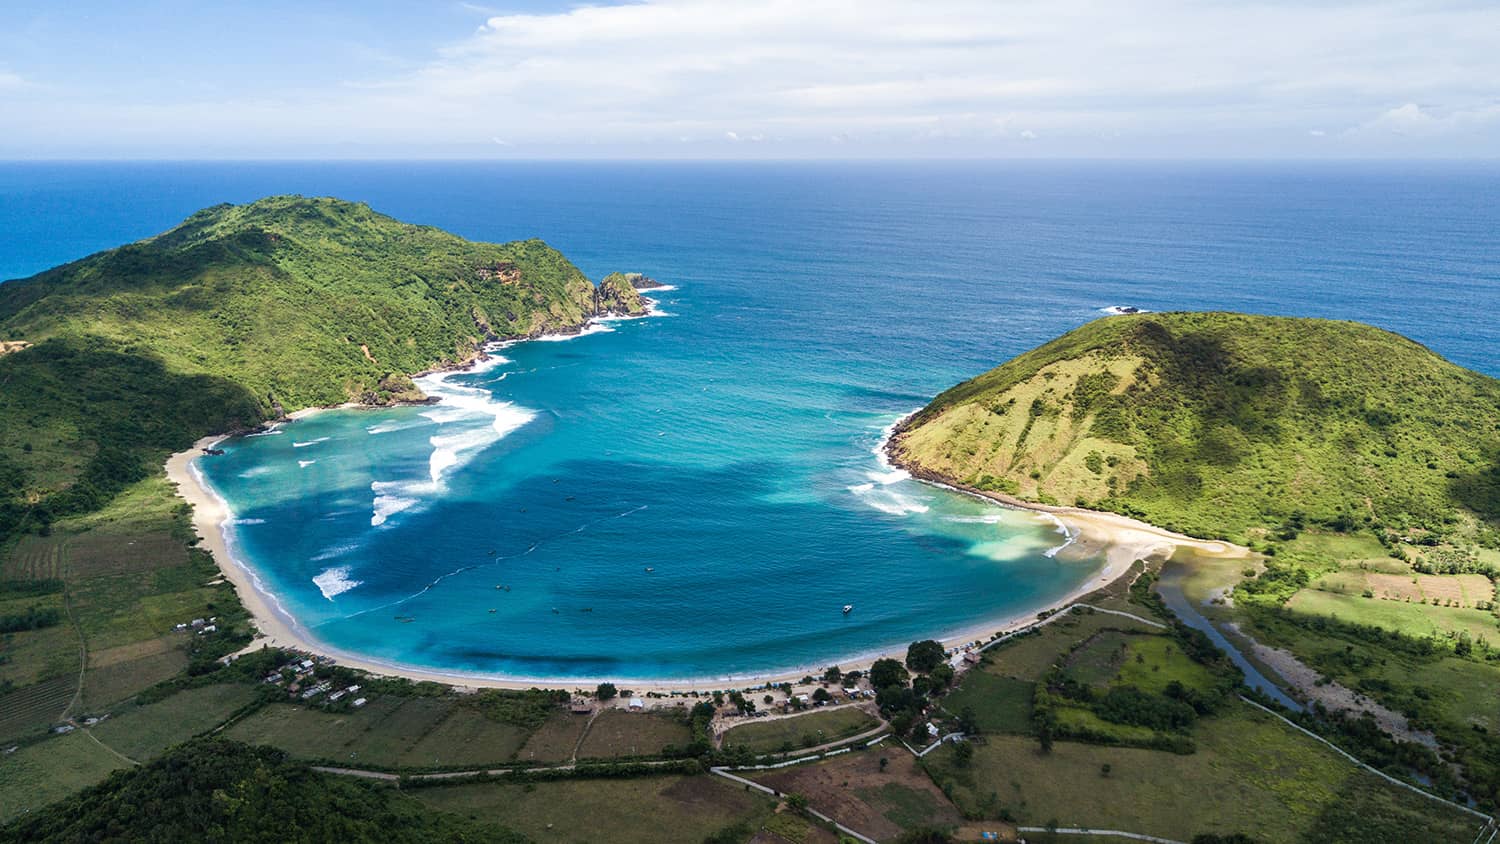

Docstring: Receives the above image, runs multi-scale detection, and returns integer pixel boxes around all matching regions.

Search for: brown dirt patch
[1364,572,1495,607]
[752,749,961,842]
[88,635,177,669]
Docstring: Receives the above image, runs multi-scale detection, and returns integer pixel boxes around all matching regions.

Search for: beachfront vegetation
[0,195,646,545]
[892,312,1500,543]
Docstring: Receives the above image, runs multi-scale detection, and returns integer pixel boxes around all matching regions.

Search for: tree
[595,682,617,700]
[906,639,946,673]
[812,687,832,703]
[870,658,909,689]
[878,756,889,772]
[895,828,955,844]
[823,665,842,684]
[953,740,974,767]
[930,662,955,688]
[957,706,980,736]
[1100,762,1112,777]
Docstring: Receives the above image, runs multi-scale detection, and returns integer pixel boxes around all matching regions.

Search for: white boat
[842,604,853,614]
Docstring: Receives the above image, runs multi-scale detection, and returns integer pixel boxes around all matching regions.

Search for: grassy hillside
[891,312,1500,543]
[0,195,638,540]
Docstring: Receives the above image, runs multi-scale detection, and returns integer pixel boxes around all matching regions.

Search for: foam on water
[298,459,316,468]
[365,365,537,527]
[313,566,363,600]
[366,418,433,435]
[293,437,331,448]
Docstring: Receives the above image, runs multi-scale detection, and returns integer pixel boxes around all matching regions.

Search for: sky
[0,0,1497,159]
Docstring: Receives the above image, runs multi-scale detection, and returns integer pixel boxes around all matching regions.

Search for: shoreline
[164,333,1247,694]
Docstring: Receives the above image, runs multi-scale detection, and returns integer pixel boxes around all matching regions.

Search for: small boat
[842,604,853,614]
[488,608,496,613]
[644,567,655,573]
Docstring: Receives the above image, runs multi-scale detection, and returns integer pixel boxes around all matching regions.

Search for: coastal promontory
[0,195,646,541]
[889,312,1500,543]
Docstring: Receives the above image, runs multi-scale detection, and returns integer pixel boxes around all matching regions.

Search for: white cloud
[4,0,1500,157]
[0,70,25,90]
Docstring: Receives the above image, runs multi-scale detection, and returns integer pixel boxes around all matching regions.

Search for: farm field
[720,706,880,753]
[414,774,775,844]
[88,683,259,761]
[225,695,532,769]
[924,701,1479,843]
[575,708,693,759]
[515,711,592,763]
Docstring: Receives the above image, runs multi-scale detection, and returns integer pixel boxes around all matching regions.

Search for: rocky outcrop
[595,272,649,317]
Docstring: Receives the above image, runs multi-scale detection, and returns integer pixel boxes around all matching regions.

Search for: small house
[628,697,645,711]
[352,697,367,707]
[570,698,594,714]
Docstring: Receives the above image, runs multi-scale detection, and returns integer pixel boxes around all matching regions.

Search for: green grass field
[925,700,1478,843]
[0,731,130,823]
[941,672,1035,734]
[978,610,1161,682]
[413,774,773,844]
[1114,634,1219,694]
[576,709,693,760]
[89,683,259,760]
[720,706,880,753]
[1285,589,1498,642]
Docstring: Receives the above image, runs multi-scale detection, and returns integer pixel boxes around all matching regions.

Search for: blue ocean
[3,162,1497,682]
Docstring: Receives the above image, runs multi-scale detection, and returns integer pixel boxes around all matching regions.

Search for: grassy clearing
[941,673,1034,734]
[720,707,879,754]
[89,683,258,760]
[576,709,693,760]
[925,700,1476,842]
[0,730,129,823]
[413,774,773,844]
[1285,589,1498,642]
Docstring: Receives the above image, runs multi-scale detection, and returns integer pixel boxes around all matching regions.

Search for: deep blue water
[3,162,1497,682]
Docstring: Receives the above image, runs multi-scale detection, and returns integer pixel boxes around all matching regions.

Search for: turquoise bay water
[196,307,1088,682]
[5,162,1498,682]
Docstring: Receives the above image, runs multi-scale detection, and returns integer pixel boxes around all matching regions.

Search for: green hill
[0,195,647,540]
[889,312,1500,543]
